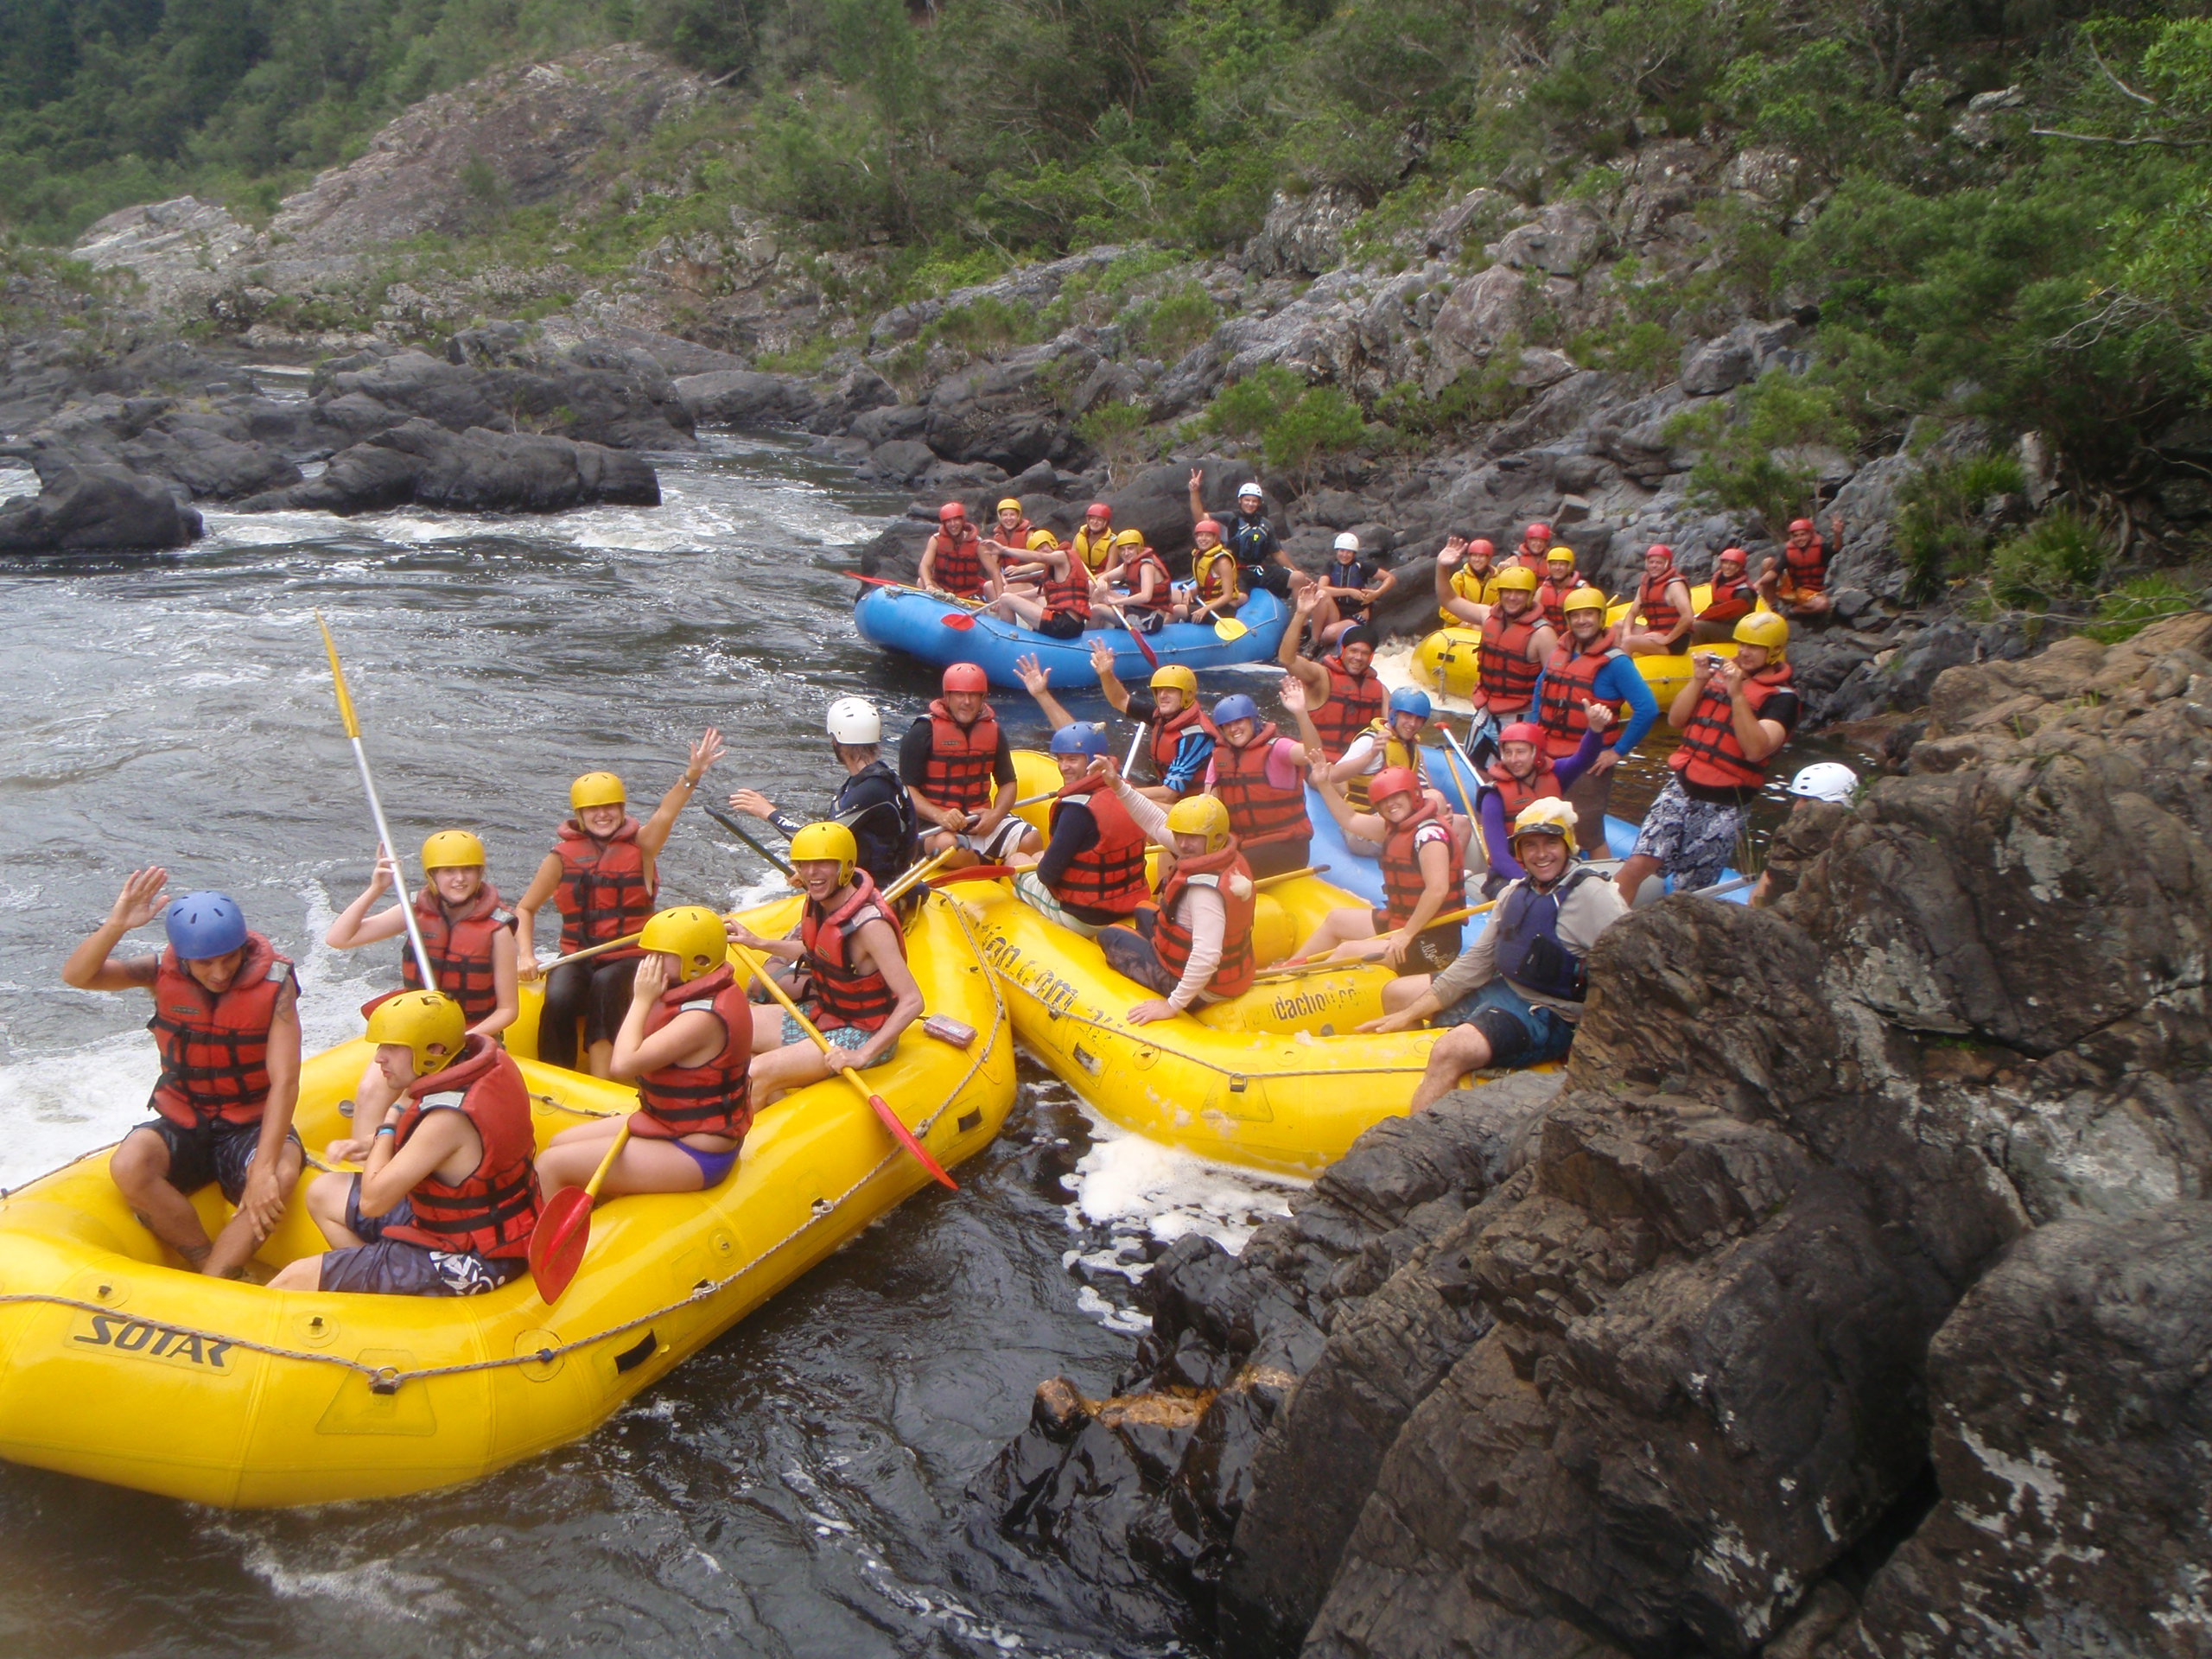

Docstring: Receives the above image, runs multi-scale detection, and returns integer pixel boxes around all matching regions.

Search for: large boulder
[675,369,821,428]
[0,455,203,551]
[236,419,658,515]
[310,346,694,451]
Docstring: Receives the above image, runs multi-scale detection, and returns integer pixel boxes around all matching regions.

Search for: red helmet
[1788,518,1815,534]
[1086,501,1111,520]
[1369,766,1421,807]
[1645,543,1673,560]
[1498,721,1544,748]
[1523,523,1552,542]
[1468,537,1494,557]
[941,663,989,694]
[938,503,966,523]
[1716,545,1747,566]
[1193,518,1224,537]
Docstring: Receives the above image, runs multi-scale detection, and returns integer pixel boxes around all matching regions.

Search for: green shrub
[1075,397,1154,484]
[1201,365,1301,450]
[1988,511,2110,612]
[1665,370,1857,537]
[2083,575,2203,644]
[1892,450,2027,601]
[1374,360,1529,442]
[1138,283,1219,359]
[1567,319,1680,386]
[1199,365,1369,488]
[925,296,1040,355]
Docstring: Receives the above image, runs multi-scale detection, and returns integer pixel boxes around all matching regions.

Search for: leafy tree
[1665,370,1858,537]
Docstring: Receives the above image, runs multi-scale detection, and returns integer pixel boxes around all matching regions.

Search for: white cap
[1788,762,1858,804]
[1333,531,1361,551]
[1237,481,1262,499]
[825,696,881,745]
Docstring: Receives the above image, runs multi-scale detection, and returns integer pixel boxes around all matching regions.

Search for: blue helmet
[1049,721,1110,757]
[1388,687,1433,721]
[1211,694,1260,726]
[164,892,248,960]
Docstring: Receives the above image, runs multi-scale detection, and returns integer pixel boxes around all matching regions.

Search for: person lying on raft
[64,877,304,1278]
[1087,777,1258,1026]
[1097,529,1175,633]
[1291,765,1468,976]
[729,697,918,895]
[537,906,755,1198]
[1361,799,1627,1103]
[325,830,518,1121]
[986,529,1096,640]
[728,823,925,1107]
[512,730,725,1078]
[1200,692,1314,880]
[918,502,1001,601]
[903,663,1035,867]
[270,991,538,1295]
[1478,713,1614,893]
[1004,722,1154,939]
[1173,518,1243,622]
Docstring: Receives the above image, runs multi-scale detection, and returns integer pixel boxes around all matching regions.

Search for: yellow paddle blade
[1212,615,1249,641]
[315,612,362,740]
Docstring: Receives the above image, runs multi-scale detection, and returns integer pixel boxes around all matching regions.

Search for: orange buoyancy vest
[1701,569,1755,621]
[1148,700,1207,791]
[1669,663,1796,791]
[1536,633,1626,760]
[1122,549,1175,613]
[1478,607,1543,715]
[1041,559,1093,621]
[927,527,987,597]
[800,872,908,1032]
[1153,844,1257,999]
[1192,547,1241,606]
[1537,574,1586,631]
[1379,800,1463,932]
[1203,719,1313,848]
[380,1036,541,1259]
[148,933,295,1128]
[398,882,513,1025]
[1637,564,1688,633]
[1049,777,1153,914]
[632,963,753,1142]
[918,700,1002,814]
[1309,655,1386,760]
[1487,755,1564,820]
[1783,535,1827,594]
[553,818,656,957]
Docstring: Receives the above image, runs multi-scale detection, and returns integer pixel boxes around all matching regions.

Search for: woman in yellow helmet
[324,829,520,1121]
[512,728,725,1076]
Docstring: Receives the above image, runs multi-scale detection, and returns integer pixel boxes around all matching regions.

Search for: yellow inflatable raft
[0,889,1014,1508]
[1413,584,1753,709]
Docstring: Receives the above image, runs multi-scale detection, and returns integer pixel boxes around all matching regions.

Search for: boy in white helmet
[1751,762,1858,907]
[728,697,919,892]
[1310,531,1395,648]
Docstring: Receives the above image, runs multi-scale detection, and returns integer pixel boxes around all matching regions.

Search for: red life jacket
[398,882,512,1025]
[1669,663,1796,791]
[1202,718,1312,847]
[1701,570,1755,622]
[1149,700,1207,793]
[380,1036,541,1260]
[1537,573,1585,630]
[1122,549,1175,613]
[1041,556,1092,621]
[801,872,907,1032]
[918,699,1001,815]
[1783,535,1827,594]
[1516,546,1549,575]
[1536,632,1626,760]
[1048,777,1152,914]
[1192,547,1239,605]
[1153,845,1257,999]
[1309,655,1386,760]
[147,933,295,1128]
[1379,800,1462,931]
[1637,564,1687,632]
[1478,607,1542,715]
[553,818,656,957]
[1487,755,1564,820]
[990,518,1033,554]
[927,527,987,598]
[632,963,753,1142]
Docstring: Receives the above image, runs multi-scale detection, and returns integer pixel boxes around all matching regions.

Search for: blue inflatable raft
[852,583,1291,690]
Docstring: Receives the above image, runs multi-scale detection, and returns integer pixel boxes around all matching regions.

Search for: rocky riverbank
[976,612,2212,1655]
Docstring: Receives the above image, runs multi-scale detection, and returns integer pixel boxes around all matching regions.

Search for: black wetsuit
[766,760,920,891]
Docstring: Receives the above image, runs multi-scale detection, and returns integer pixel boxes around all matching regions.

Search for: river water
[0,423,1834,1657]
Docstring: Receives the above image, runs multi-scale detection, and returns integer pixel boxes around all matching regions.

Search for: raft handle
[614,1332,658,1374]
[369,1366,402,1395]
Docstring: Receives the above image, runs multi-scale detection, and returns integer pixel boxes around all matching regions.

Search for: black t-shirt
[834,760,920,890]
[899,717,1017,799]
[1681,688,1802,806]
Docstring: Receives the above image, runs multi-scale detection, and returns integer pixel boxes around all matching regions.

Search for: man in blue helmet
[1006,723,1154,936]
[62,870,303,1277]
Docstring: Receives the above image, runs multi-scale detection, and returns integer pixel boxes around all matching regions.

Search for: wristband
[374,1125,396,1137]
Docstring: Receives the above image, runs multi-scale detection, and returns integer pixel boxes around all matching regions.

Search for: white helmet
[1333,531,1361,552]
[825,697,881,745]
[1237,481,1262,500]
[1788,762,1858,804]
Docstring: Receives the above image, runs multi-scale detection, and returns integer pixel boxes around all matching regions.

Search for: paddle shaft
[703,803,794,874]
[583,1116,632,1202]
[1252,864,1325,892]
[1122,720,1147,775]
[1099,601,1161,670]
[538,931,644,971]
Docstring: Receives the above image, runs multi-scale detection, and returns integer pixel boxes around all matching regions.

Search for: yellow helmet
[420,830,486,871]
[1113,528,1147,549]
[996,497,1023,513]
[1509,797,1580,858]
[639,906,728,982]
[1733,609,1789,660]
[1027,528,1061,552]
[1149,664,1198,696]
[1494,565,1540,594]
[1545,544,1576,564]
[789,821,859,885]
[365,989,467,1077]
[569,772,625,810]
[1165,794,1232,853]
[1560,586,1609,616]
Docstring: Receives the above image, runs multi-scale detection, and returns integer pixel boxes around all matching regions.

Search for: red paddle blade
[863,1087,959,1190]
[528,1185,595,1302]
[939,613,976,630]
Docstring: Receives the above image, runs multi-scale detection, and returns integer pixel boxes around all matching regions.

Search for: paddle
[927,864,1015,887]
[1253,864,1327,890]
[539,931,645,972]
[729,945,958,1191]
[1099,601,1161,670]
[1122,720,1147,776]
[315,613,438,993]
[528,1117,632,1303]
[881,846,957,902]
[1191,593,1249,642]
[703,804,794,875]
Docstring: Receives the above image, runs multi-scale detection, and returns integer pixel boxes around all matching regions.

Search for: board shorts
[951,816,1029,859]
[1037,612,1085,639]
[139,1116,301,1205]
[1435,978,1575,1068]
[1369,912,1464,976]
[316,1175,528,1297]
[781,1009,895,1066]
[1630,777,1743,893]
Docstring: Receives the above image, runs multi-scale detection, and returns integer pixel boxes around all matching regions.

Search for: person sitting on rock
[1176,518,1244,620]
[1295,764,1468,974]
[1477,714,1612,893]
[1471,566,1559,726]
[1691,545,1758,644]
[269,990,537,1296]
[988,528,1096,639]
[1005,723,1154,938]
[1756,512,1840,620]
[1201,693,1314,878]
[325,830,518,1125]
[918,502,999,601]
[1532,587,1658,851]
[1099,528,1175,632]
[1618,612,1798,905]
[728,823,924,1105]
[1311,531,1395,646]
[1192,472,1304,599]
[1513,521,1554,575]
[903,663,1035,866]
[1079,645,1212,802]
[1434,533,1501,625]
[728,697,918,895]
[1362,799,1628,1102]
[1751,762,1858,907]
[1280,588,1386,759]
[1090,780,1258,1026]
[1536,543,1590,631]
[1620,543,1695,656]
[63,876,304,1278]
[1069,502,1117,576]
